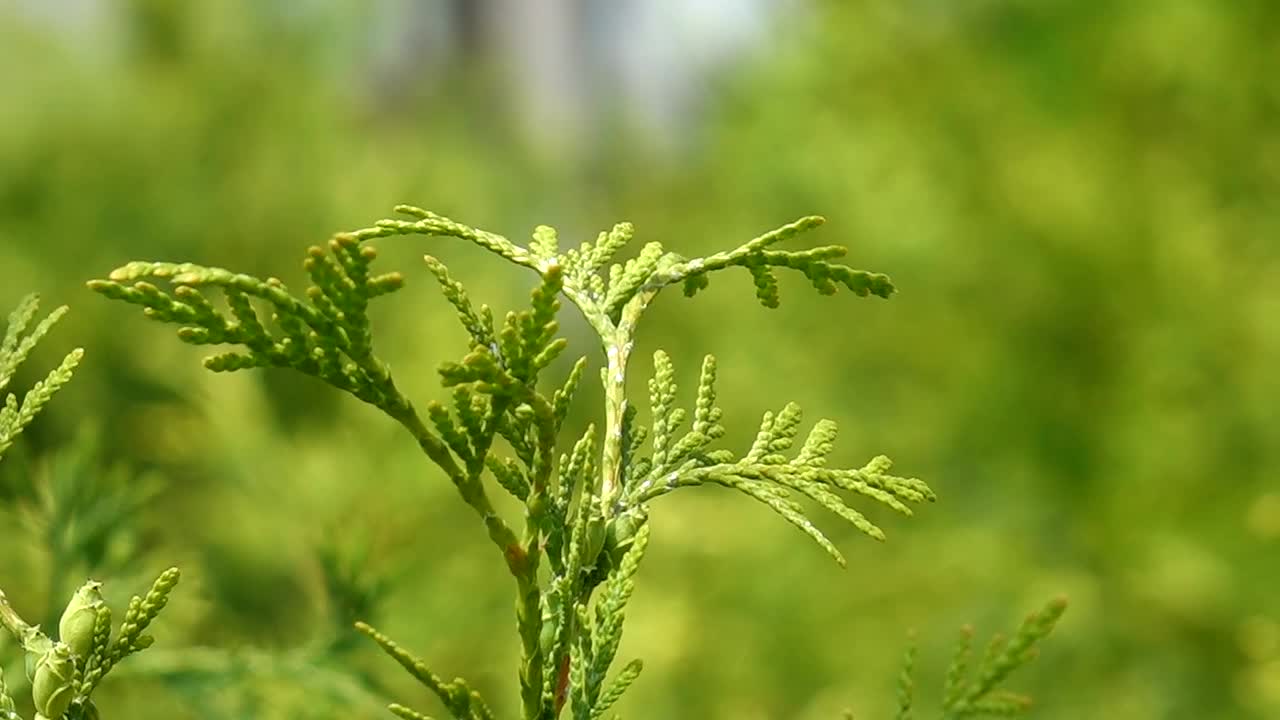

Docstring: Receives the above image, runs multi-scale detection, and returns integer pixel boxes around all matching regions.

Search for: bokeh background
[2,1,1279,718]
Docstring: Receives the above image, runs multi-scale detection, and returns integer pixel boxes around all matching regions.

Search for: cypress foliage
[78,206,1064,719]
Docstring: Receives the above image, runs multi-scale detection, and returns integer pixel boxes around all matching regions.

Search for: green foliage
[569,524,649,720]
[0,568,181,720]
[88,205,1061,719]
[0,295,83,461]
[0,293,185,720]
[837,599,1067,720]
[5,2,1274,716]
[625,351,933,566]
[86,236,405,408]
[898,597,1067,720]
[354,622,496,720]
[1,428,165,632]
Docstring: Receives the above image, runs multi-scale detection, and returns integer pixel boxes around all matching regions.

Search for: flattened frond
[622,354,932,566]
[88,235,406,412]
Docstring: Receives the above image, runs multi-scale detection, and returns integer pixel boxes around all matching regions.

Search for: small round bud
[32,642,76,719]
[59,580,105,658]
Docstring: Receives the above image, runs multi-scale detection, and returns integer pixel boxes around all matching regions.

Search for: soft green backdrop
[2,2,1277,718]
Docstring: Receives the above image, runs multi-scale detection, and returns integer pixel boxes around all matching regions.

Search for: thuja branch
[2,295,184,719]
[89,206,931,720]
[882,596,1068,720]
[87,239,521,559]
[348,207,897,520]
[0,570,181,720]
[1,294,84,460]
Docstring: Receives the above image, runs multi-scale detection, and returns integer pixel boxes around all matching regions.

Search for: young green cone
[58,580,105,659]
[32,642,75,719]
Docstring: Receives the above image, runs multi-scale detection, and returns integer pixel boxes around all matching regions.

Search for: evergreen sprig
[355,622,496,720]
[0,294,84,460]
[1,293,188,720]
[88,206,1063,719]
[885,597,1068,720]
[569,524,649,720]
[86,235,405,410]
[100,568,181,675]
[619,351,935,567]
[87,237,532,575]
[346,206,892,331]
[0,568,181,720]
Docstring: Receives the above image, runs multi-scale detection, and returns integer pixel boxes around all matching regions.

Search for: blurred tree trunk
[450,0,488,57]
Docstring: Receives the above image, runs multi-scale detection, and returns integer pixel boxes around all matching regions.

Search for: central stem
[598,336,631,515]
[597,289,655,518]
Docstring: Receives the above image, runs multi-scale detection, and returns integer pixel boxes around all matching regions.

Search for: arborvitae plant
[87,206,1064,718]
[0,295,181,720]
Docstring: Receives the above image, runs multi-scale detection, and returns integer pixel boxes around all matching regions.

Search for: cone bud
[59,580,105,658]
[32,642,75,719]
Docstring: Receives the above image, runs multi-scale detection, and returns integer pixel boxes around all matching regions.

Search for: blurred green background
[2,1,1279,718]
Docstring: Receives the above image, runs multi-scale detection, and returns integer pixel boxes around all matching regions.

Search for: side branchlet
[568,524,649,720]
[888,597,1068,720]
[619,352,935,567]
[0,294,84,460]
[86,236,405,410]
[355,622,496,720]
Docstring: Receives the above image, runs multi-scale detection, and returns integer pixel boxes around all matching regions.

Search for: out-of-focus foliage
[1,1,1277,719]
